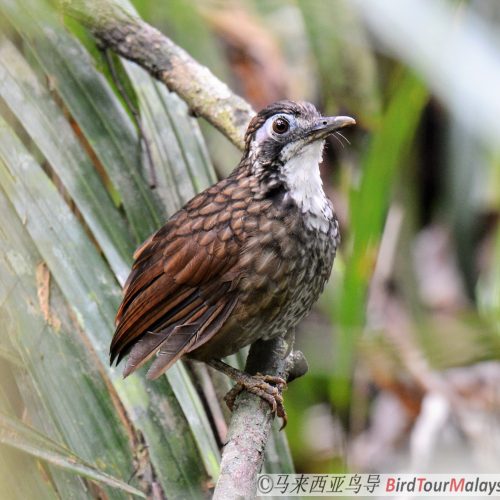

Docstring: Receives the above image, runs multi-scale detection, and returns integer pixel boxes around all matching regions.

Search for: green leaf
[478,222,500,332]
[166,364,221,479]
[0,36,133,285]
[1,0,161,243]
[121,59,216,214]
[0,179,137,499]
[0,364,60,500]
[0,411,145,497]
[332,70,428,407]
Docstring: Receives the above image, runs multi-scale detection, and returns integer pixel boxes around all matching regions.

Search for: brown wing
[110,179,250,379]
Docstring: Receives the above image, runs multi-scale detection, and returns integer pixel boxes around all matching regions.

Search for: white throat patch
[280,140,332,232]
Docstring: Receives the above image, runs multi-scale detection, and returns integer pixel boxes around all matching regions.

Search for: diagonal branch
[60,0,255,150]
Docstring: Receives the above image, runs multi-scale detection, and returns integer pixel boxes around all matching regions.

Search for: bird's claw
[224,373,288,429]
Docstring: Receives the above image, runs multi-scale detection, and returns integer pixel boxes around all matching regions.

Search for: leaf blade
[0,411,145,498]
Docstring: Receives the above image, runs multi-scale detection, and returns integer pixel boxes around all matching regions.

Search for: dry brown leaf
[35,261,61,331]
[36,262,51,324]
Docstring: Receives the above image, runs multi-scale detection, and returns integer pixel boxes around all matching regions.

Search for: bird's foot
[224,372,288,429]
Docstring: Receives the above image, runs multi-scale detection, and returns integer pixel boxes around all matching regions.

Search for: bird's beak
[306,115,356,142]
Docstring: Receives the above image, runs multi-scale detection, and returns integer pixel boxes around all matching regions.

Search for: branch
[60,0,254,150]
[213,339,308,500]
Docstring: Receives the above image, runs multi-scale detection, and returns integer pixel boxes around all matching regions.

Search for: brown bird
[110,100,355,424]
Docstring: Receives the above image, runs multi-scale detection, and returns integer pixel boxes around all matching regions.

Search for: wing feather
[110,186,247,377]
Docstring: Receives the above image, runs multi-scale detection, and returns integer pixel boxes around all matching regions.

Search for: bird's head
[242,101,355,221]
[244,100,355,168]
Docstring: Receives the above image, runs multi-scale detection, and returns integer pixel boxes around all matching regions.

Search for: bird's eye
[272,117,289,134]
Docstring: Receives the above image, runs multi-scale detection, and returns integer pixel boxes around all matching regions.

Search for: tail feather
[122,326,174,377]
[146,297,238,379]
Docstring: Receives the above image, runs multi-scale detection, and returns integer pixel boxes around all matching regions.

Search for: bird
[110,100,355,425]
